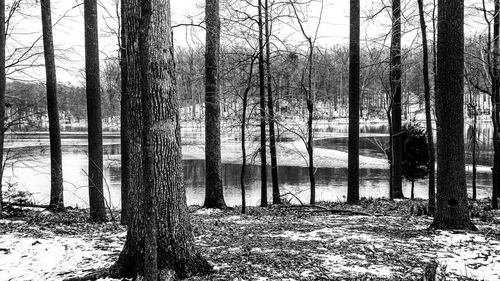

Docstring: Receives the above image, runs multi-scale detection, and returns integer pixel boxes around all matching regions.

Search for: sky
[4,0,491,84]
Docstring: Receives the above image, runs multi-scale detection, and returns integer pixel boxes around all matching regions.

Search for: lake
[2,121,495,208]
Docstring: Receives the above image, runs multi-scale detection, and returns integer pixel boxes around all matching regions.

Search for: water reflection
[314,121,495,166]
[3,121,495,208]
[3,147,493,209]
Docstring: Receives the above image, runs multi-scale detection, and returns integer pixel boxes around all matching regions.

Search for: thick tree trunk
[390,0,404,199]
[139,3,158,279]
[119,0,139,226]
[347,0,360,204]
[84,0,106,222]
[265,0,280,205]
[110,0,212,278]
[258,0,268,207]
[0,0,5,218]
[417,0,436,213]
[204,0,226,209]
[41,0,64,210]
[431,0,476,230]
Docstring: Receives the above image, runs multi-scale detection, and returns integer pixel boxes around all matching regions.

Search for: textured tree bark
[265,0,280,205]
[204,0,226,209]
[347,0,360,204]
[119,0,136,226]
[84,0,106,222]
[138,3,158,279]
[0,0,5,218]
[417,0,436,214]
[390,0,404,199]
[41,0,64,210]
[258,0,268,207]
[431,0,476,230]
[110,0,212,278]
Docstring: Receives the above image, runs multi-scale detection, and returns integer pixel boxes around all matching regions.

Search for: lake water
[2,121,495,208]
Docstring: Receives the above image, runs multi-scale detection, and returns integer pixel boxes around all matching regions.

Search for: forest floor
[0,199,499,281]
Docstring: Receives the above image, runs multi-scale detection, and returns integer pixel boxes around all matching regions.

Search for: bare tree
[390,0,404,199]
[40,0,64,210]
[431,0,476,230]
[492,0,500,209]
[288,0,324,205]
[465,0,500,209]
[265,0,280,205]
[258,0,268,207]
[0,0,5,217]
[417,0,435,213]
[204,0,227,209]
[84,0,106,221]
[347,0,360,204]
[241,55,256,214]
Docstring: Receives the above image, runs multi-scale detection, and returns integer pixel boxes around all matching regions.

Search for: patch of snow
[193,208,222,215]
[0,233,122,280]
[0,219,26,225]
[268,228,338,241]
[316,253,394,277]
[432,231,500,281]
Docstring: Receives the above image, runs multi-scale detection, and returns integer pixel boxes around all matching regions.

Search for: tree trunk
[492,0,500,209]
[306,39,315,205]
[258,0,268,207]
[84,0,106,222]
[110,0,212,278]
[265,0,280,205]
[0,0,5,218]
[119,0,140,226]
[204,0,226,209]
[347,0,360,204]
[411,180,415,200]
[431,0,476,230]
[472,110,477,201]
[307,98,315,205]
[387,109,394,200]
[241,57,255,214]
[41,0,64,210]
[241,89,247,214]
[139,3,159,279]
[417,0,436,214]
[390,0,404,199]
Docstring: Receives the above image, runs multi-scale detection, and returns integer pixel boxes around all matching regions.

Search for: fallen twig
[280,204,375,216]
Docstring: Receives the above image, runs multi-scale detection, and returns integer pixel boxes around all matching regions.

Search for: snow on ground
[433,230,500,280]
[1,207,499,280]
[0,220,125,281]
[0,234,120,280]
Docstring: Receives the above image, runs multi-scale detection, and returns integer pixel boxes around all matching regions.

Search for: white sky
[4,0,491,84]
